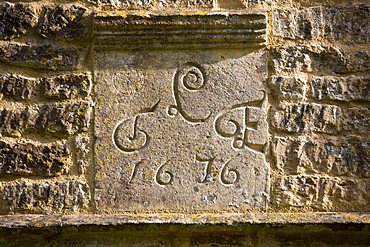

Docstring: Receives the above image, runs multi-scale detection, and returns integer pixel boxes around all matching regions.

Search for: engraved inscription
[113,115,149,152]
[155,160,174,186]
[196,156,215,183]
[196,156,241,186]
[113,100,160,152]
[220,158,241,185]
[215,91,266,153]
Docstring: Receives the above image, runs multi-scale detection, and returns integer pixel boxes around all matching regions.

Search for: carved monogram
[112,63,267,186]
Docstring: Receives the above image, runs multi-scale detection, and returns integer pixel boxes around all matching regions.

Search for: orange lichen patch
[126,214,138,218]
[34,223,43,227]
[190,215,203,219]
[349,215,358,219]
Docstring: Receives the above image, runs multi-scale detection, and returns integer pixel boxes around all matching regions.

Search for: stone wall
[0,0,369,245]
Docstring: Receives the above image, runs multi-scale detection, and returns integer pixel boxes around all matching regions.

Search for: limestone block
[272,4,370,42]
[272,103,341,133]
[43,74,91,99]
[311,75,370,102]
[271,45,370,74]
[2,180,90,212]
[94,11,269,212]
[273,175,369,211]
[343,107,370,135]
[0,74,37,100]
[0,141,69,176]
[270,75,306,101]
[0,2,37,40]
[38,5,89,41]
[0,44,82,70]
[0,74,91,100]
[272,136,370,177]
[0,102,91,138]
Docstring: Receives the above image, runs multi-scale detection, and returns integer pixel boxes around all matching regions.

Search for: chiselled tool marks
[113,100,160,153]
[169,63,212,123]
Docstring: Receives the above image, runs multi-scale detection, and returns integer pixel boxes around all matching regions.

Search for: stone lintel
[0,213,369,228]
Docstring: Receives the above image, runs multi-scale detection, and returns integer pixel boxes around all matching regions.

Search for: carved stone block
[94,11,268,212]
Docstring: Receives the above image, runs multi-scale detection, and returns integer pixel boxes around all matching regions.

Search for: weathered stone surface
[2,180,90,212]
[343,107,370,135]
[0,102,91,137]
[272,137,370,177]
[0,74,37,100]
[94,47,268,211]
[270,75,306,101]
[39,5,89,41]
[0,141,69,176]
[273,103,341,133]
[272,4,370,42]
[273,175,369,211]
[311,75,370,102]
[0,44,81,70]
[43,74,91,99]
[0,2,37,40]
[271,45,370,74]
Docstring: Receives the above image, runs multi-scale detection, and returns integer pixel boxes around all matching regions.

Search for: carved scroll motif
[113,101,160,153]
[168,63,212,123]
[214,91,266,153]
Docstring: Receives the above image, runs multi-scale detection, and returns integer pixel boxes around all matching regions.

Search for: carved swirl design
[113,115,149,153]
[171,63,211,123]
[113,101,160,153]
[180,65,205,90]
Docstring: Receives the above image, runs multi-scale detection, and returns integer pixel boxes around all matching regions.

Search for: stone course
[272,103,341,133]
[271,45,370,74]
[311,75,370,102]
[272,136,370,177]
[0,2,37,40]
[0,73,91,100]
[0,43,82,70]
[2,180,90,212]
[272,4,370,42]
[0,102,91,137]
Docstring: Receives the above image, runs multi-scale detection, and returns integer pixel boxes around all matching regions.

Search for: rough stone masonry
[0,0,369,245]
